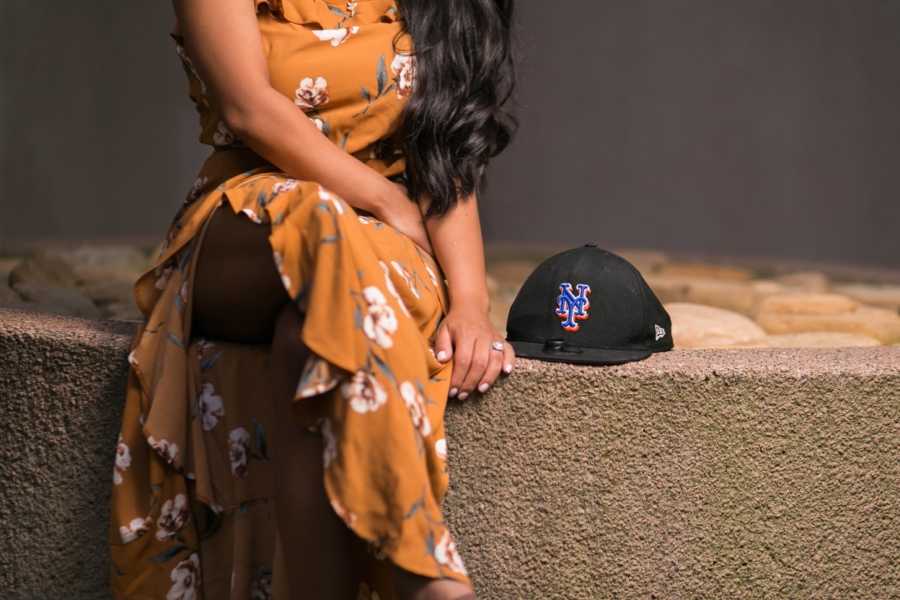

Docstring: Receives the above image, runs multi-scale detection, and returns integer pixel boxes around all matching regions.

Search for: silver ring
[490,340,505,352]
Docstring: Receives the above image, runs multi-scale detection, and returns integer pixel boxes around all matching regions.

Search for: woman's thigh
[192,203,292,344]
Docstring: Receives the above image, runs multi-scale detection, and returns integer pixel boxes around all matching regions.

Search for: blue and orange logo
[555,282,591,331]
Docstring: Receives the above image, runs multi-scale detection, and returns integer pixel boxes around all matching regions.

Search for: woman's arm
[422,191,517,399]
[172,0,427,248]
[174,0,512,393]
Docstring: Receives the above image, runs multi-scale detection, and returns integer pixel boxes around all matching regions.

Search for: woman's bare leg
[192,204,357,596]
[270,302,360,598]
[192,204,475,599]
[192,203,289,343]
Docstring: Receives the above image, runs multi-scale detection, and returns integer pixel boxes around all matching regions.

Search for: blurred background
[1,0,899,348]
[2,0,899,266]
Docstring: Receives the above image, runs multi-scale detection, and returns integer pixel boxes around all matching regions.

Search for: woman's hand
[374,181,434,256]
[432,303,516,400]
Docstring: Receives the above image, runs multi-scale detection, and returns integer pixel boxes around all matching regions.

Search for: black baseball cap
[505,244,673,365]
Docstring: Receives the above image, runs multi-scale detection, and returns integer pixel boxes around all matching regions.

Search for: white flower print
[148,436,179,465]
[391,260,421,299]
[272,250,292,292]
[321,418,337,468]
[241,207,262,223]
[119,516,150,543]
[342,369,388,414]
[296,357,341,399]
[357,583,381,600]
[318,184,346,214]
[361,286,398,348]
[390,52,416,98]
[115,433,131,470]
[197,382,225,431]
[156,493,190,541]
[154,264,174,291]
[229,427,251,478]
[213,119,236,146]
[196,339,217,366]
[309,116,326,132]
[331,496,358,527]
[187,175,208,203]
[175,43,208,95]
[400,381,432,437]
[425,264,440,287]
[312,25,360,47]
[113,433,131,486]
[250,568,272,600]
[379,260,411,317]
[434,529,467,575]
[435,438,447,461]
[167,553,201,600]
[179,281,189,310]
[272,178,299,195]
[294,76,330,110]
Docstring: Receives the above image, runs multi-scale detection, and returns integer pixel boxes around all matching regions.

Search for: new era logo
[655,324,666,341]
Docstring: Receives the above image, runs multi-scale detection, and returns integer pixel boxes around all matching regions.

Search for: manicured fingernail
[457,391,469,400]
[503,363,513,374]
[449,387,458,397]
[478,382,490,393]
[437,350,449,361]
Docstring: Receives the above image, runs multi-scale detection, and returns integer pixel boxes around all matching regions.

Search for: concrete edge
[2,307,897,378]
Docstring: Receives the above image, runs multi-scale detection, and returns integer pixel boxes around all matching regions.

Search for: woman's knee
[192,204,290,343]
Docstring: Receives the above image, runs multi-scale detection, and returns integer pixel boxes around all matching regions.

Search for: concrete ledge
[0,309,134,599]
[1,308,898,598]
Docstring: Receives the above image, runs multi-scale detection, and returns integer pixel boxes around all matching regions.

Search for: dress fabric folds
[108,0,470,597]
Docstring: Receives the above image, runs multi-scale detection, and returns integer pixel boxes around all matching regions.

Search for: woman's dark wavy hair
[392,0,519,219]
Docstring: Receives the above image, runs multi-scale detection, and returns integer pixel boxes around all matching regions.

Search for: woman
[108,0,518,598]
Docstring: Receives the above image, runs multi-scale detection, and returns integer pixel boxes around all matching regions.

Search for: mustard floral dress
[108,0,470,597]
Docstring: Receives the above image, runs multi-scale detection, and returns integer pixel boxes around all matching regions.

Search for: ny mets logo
[555,282,592,331]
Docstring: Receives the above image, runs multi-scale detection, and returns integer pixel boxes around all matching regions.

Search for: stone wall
[1,308,898,598]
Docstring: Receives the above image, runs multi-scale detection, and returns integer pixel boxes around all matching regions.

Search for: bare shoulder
[170,0,270,125]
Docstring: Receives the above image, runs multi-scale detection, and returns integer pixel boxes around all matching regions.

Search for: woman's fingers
[448,330,474,398]
[457,336,491,400]
[476,339,505,395]
[432,321,453,364]
[502,341,516,375]
[447,327,515,399]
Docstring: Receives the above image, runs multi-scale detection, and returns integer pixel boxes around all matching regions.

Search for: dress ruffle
[110,1,460,595]
[256,0,401,29]
[110,168,467,598]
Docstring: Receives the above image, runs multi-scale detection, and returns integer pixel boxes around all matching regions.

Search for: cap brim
[508,340,653,366]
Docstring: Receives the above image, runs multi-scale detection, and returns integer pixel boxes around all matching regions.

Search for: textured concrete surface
[0,309,135,600]
[444,348,900,599]
[1,307,899,599]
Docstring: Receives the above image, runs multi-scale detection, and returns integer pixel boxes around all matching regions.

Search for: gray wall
[0,1,207,242]
[484,0,900,267]
[2,1,899,266]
